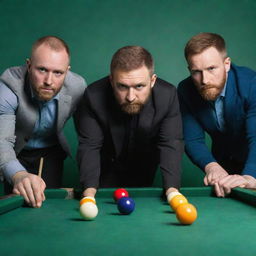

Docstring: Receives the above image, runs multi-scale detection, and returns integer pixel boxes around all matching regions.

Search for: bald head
[31,36,70,63]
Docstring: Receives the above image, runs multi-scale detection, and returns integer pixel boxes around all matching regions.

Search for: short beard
[120,103,144,115]
[199,86,223,101]
[197,74,226,101]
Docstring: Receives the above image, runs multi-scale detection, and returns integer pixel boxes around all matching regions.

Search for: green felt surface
[0,187,256,256]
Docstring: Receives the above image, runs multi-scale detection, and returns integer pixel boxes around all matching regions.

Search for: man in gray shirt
[0,36,86,207]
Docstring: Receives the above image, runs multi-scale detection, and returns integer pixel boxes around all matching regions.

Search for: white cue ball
[80,202,98,220]
[167,191,182,203]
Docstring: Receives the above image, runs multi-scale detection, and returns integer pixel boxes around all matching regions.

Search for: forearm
[0,115,25,183]
[158,90,184,189]
[82,187,97,197]
[159,139,183,189]
[205,162,221,173]
[242,148,256,178]
[185,142,216,171]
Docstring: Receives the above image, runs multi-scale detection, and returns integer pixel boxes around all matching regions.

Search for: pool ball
[117,197,135,215]
[113,188,129,202]
[80,202,98,220]
[80,196,96,206]
[167,191,182,203]
[176,203,197,225]
[170,195,188,211]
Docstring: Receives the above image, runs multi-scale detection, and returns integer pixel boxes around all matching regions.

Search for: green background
[0,0,256,191]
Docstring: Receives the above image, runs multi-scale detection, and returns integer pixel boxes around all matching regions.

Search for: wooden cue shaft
[38,157,44,178]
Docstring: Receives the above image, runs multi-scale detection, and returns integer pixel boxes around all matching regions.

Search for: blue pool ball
[117,197,135,215]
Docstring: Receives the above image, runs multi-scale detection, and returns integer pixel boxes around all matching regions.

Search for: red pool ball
[113,188,129,202]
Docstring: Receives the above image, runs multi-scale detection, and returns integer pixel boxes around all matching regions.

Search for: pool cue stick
[38,157,44,178]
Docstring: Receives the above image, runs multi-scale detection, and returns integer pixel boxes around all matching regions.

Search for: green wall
[0,0,255,189]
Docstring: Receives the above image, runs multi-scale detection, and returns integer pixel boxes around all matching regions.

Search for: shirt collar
[220,81,227,98]
[219,73,228,98]
[208,75,228,107]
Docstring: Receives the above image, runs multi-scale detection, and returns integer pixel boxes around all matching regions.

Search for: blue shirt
[210,82,227,132]
[0,81,59,181]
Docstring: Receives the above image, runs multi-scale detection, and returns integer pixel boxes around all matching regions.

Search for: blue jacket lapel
[57,89,72,132]
[224,68,242,136]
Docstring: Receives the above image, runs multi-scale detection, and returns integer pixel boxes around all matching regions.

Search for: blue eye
[136,84,143,89]
[54,71,64,76]
[38,67,46,72]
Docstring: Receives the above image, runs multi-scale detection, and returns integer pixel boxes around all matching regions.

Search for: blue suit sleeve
[242,76,256,177]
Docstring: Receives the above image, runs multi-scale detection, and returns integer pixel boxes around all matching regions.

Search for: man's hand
[204,162,229,186]
[82,187,97,198]
[12,171,46,208]
[215,174,256,197]
[243,175,256,189]
[165,187,179,197]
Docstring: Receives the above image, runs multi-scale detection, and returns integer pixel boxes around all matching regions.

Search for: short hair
[185,33,227,60]
[110,46,154,76]
[31,35,70,58]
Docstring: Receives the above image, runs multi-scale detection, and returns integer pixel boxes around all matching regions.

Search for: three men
[77,46,183,198]
[2,33,254,204]
[0,36,86,207]
[178,32,256,197]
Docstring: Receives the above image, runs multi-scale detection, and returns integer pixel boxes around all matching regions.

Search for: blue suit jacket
[178,64,256,177]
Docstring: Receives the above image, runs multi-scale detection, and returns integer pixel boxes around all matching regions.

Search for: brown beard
[197,76,226,101]
[117,88,152,115]
[199,86,223,101]
[120,103,144,115]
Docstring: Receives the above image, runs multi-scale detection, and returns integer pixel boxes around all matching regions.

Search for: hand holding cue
[38,157,44,178]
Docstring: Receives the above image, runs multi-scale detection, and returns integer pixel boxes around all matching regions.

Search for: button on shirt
[25,91,58,150]
[0,82,59,181]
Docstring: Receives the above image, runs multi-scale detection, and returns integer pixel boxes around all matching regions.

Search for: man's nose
[44,72,53,86]
[126,88,136,102]
[202,71,210,85]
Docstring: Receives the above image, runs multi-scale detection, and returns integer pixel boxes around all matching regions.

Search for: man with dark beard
[77,46,183,199]
[178,32,256,197]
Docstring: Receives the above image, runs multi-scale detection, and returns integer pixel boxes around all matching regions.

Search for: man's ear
[151,74,157,88]
[224,57,231,73]
[26,58,31,71]
[109,74,114,88]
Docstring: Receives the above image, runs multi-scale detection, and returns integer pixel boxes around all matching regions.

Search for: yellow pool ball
[167,191,182,203]
[170,195,188,211]
[176,203,197,225]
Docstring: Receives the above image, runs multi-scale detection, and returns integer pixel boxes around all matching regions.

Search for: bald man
[0,36,86,207]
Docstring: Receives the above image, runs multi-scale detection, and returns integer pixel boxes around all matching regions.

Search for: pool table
[0,187,256,256]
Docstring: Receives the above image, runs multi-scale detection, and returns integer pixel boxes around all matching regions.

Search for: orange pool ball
[170,195,188,211]
[176,203,197,225]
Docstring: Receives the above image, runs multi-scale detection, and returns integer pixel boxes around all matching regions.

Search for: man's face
[27,44,70,101]
[110,65,157,115]
[188,47,231,101]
